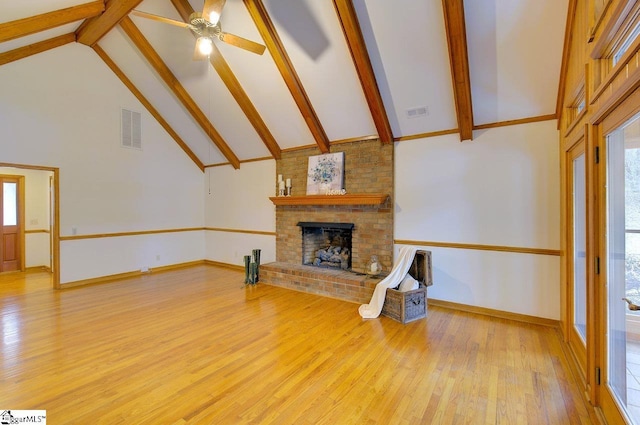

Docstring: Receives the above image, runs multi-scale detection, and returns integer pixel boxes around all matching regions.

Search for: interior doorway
[0,175,24,272]
[0,163,59,288]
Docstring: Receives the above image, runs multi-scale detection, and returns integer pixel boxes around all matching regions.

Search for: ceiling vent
[121,108,142,150]
[406,106,428,119]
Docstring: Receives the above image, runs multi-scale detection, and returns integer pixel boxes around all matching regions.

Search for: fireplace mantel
[269,194,388,206]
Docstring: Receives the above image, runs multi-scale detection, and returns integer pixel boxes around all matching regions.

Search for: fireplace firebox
[298,222,354,270]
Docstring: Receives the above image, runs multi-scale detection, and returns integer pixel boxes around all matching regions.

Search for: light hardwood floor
[1,266,598,424]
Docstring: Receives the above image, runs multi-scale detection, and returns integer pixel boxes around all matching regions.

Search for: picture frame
[306,152,345,195]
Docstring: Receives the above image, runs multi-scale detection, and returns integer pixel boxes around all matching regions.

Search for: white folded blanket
[358,246,419,319]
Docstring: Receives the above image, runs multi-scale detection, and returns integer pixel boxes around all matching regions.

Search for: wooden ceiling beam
[169,0,282,160]
[119,16,241,169]
[441,0,474,141]
[332,0,393,144]
[93,44,205,172]
[243,0,331,153]
[0,1,103,44]
[76,0,143,47]
[0,33,75,67]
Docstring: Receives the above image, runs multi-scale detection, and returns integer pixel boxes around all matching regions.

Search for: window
[3,182,16,226]
[613,21,640,66]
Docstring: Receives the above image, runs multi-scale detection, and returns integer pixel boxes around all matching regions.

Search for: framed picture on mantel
[306,152,345,195]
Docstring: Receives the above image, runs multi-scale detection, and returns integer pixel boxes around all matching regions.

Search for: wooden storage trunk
[381,284,427,323]
[381,250,432,324]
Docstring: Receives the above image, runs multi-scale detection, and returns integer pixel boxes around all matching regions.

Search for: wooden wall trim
[395,239,561,256]
[207,111,559,164]
[205,227,276,236]
[58,227,276,240]
[331,135,380,145]
[0,163,58,172]
[60,227,204,241]
[203,259,244,272]
[60,260,206,288]
[394,129,459,142]
[473,114,557,130]
[25,229,50,234]
[428,298,560,328]
[204,156,275,168]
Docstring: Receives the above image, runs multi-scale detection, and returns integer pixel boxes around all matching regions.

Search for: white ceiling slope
[0,0,568,169]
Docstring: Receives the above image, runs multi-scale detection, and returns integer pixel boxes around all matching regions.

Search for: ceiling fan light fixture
[197,37,214,56]
[207,11,221,26]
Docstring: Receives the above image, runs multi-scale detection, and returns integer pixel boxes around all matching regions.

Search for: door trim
[0,163,60,288]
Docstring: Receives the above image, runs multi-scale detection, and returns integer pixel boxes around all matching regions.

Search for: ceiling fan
[131,0,266,59]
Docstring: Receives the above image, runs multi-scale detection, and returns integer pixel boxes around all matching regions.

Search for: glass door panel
[3,182,17,226]
[606,113,640,422]
[574,152,587,342]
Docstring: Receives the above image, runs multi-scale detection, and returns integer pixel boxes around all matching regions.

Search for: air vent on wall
[406,106,428,119]
[121,108,142,150]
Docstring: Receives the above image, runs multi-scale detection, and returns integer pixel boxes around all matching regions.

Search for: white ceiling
[0,0,568,168]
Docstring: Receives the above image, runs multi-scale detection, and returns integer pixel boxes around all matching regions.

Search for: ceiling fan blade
[130,10,191,28]
[219,33,266,55]
[203,0,226,25]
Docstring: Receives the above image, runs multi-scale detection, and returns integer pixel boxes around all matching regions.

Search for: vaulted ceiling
[0,0,568,171]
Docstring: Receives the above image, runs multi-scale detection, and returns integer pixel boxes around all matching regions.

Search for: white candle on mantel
[278,174,283,183]
[279,181,285,190]
[285,178,291,187]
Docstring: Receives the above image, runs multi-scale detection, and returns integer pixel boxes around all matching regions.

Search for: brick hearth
[260,262,384,304]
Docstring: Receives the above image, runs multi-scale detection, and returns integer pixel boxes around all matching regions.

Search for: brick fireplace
[260,139,394,303]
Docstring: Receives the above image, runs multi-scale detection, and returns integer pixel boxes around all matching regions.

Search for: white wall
[0,43,205,283]
[395,122,560,319]
[0,39,561,319]
[0,167,52,268]
[205,160,276,266]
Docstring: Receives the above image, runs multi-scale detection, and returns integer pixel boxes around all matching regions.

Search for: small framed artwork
[306,152,345,195]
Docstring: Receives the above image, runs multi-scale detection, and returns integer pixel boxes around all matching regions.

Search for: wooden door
[596,90,640,425]
[0,176,24,272]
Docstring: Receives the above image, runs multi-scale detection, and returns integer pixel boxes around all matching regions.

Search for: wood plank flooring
[0,266,598,424]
